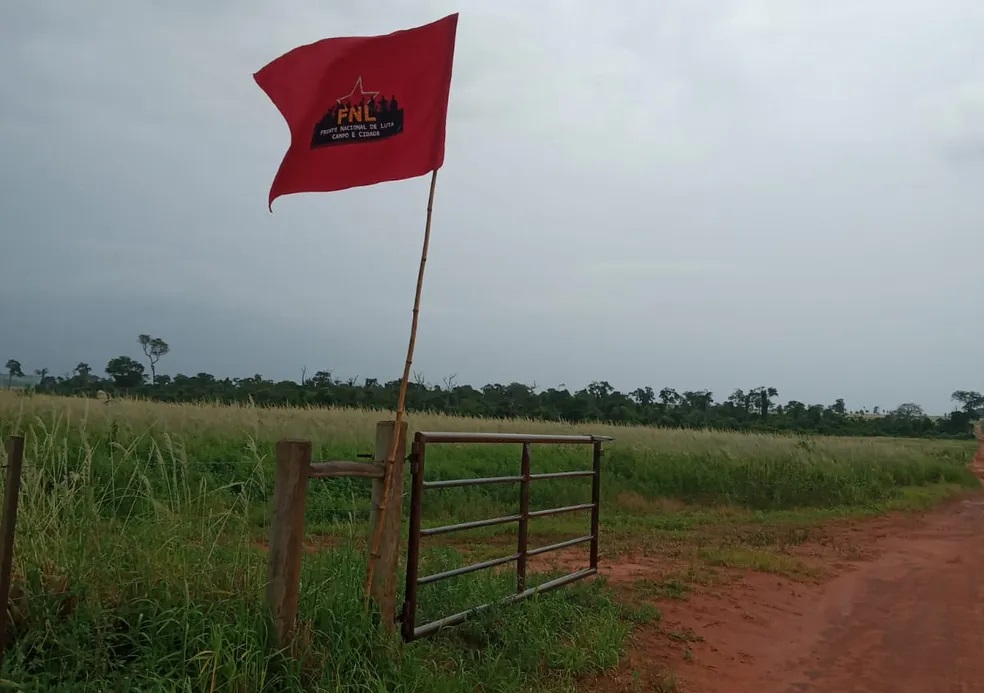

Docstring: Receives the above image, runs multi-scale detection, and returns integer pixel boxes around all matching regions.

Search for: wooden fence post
[266,439,311,649]
[368,420,408,632]
[0,436,25,666]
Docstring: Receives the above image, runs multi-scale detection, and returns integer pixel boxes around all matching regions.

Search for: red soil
[583,492,984,692]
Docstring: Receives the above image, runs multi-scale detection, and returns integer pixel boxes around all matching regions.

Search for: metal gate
[400,431,611,642]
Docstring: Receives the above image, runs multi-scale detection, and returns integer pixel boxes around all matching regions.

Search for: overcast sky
[1,1,982,413]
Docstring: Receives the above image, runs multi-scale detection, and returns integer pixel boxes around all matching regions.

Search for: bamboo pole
[367,420,408,631]
[364,169,439,606]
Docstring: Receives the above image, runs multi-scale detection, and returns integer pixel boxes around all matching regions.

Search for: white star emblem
[337,76,379,105]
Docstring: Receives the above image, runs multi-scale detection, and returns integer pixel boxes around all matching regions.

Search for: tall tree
[138,334,170,385]
[683,390,714,412]
[33,368,50,391]
[659,387,681,407]
[631,386,656,407]
[727,389,751,416]
[951,391,984,416]
[441,373,458,408]
[748,386,779,418]
[106,356,145,389]
[309,370,335,388]
[892,402,925,419]
[4,359,23,389]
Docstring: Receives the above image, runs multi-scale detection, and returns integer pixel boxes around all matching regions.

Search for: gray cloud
[1,0,982,413]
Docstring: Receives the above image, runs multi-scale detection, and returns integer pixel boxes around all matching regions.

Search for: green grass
[0,393,978,691]
[0,426,623,691]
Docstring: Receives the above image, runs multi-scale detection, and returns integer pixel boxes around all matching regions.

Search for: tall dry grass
[0,391,976,690]
[0,393,633,691]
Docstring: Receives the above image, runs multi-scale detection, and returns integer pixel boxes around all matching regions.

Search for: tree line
[5,334,983,439]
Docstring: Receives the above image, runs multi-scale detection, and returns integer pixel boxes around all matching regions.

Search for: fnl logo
[311,77,405,148]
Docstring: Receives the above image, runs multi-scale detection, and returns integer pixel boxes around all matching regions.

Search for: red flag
[254,14,458,210]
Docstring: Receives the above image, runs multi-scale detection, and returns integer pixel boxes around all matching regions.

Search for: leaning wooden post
[266,439,311,649]
[367,420,408,632]
[0,436,25,666]
[971,422,984,485]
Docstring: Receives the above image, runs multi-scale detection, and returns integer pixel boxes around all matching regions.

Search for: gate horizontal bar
[527,534,593,557]
[528,502,595,519]
[309,460,384,479]
[420,513,522,537]
[529,470,595,481]
[417,553,520,586]
[421,469,594,490]
[410,568,598,640]
[423,475,523,489]
[416,432,613,445]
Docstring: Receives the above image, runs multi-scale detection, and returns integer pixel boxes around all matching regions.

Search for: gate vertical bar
[516,443,531,593]
[401,434,426,641]
[589,441,602,570]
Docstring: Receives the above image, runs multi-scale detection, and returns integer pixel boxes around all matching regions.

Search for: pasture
[0,391,977,691]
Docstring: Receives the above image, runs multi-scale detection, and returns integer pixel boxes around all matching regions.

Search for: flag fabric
[254,13,458,210]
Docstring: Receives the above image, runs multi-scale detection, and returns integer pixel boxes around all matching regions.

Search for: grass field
[0,391,977,691]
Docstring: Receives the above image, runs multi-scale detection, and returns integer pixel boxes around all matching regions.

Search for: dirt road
[596,495,984,693]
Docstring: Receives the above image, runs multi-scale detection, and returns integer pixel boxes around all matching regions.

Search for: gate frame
[400,431,612,642]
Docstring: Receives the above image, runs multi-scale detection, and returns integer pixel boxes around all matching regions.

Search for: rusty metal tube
[590,441,603,569]
[416,432,612,445]
[409,568,598,641]
[417,552,520,586]
[400,436,426,641]
[529,470,595,481]
[527,534,593,557]
[420,513,522,537]
[423,474,523,489]
[527,502,595,519]
[517,443,531,593]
